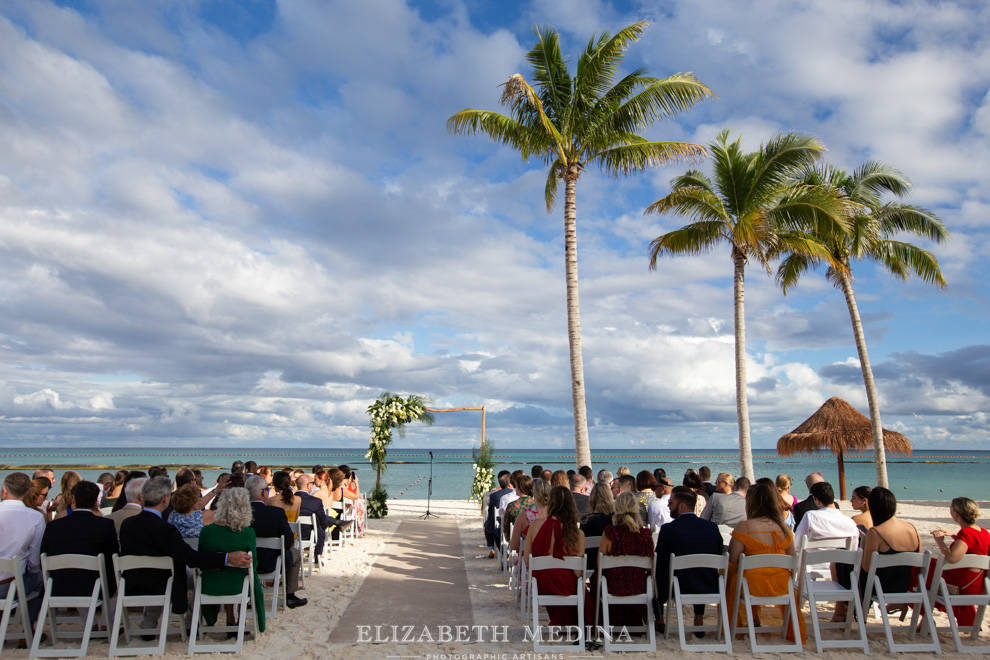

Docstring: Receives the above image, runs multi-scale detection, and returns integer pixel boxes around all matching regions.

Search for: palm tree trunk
[838,270,888,488]
[563,167,591,471]
[733,247,754,481]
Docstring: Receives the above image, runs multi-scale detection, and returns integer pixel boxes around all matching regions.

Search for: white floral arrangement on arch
[470,440,496,503]
[365,391,434,518]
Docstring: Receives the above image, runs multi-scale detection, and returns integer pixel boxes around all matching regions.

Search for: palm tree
[776,161,950,489]
[646,130,846,480]
[448,22,715,469]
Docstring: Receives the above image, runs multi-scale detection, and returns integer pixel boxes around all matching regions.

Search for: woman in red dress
[595,491,654,628]
[524,486,593,627]
[930,497,990,627]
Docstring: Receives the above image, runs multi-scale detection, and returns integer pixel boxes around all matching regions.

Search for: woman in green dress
[197,487,266,633]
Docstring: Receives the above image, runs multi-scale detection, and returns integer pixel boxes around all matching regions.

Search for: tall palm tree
[646,130,846,480]
[448,22,715,469]
[776,161,949,489]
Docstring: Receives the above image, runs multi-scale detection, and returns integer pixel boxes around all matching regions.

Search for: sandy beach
[5,497,987,659]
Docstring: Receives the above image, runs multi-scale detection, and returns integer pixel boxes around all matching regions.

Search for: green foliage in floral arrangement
[470,440,496,504]
[367,484,389,519]
[365,391,434,518]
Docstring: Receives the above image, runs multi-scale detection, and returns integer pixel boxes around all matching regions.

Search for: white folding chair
[597,554,655,652]
[288,517,316,587]
[529,555,585,651]
[30,553,112,658]
[730,553,803,653]
[583,535,601,582]
[340,502,357,542]
[796,535,857,609]
[187,566,258,654]
[717,525,733,551]
[664,552,732,653]
[183,537,198,550]
[254,537,286,619]
[0,556,35,650]
[802,548,869,653]
[861,550,940,653]
[109,554,187,657]
[926,553,990,653]
[99,507,114,516]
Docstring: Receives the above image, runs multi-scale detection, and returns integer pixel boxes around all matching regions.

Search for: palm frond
[873,203,950,243]
[645,186,726,223]
[747,132,826,208]
[595,140,706,176]
[526,25,570,124]
[670,169,715,193]
[775,253,815,294]
[544,160,562,211]
[849,161,912,201]
[875,240,946,288]
[648,220,728,269]
[608,73,716,132]
[575,22,649,101]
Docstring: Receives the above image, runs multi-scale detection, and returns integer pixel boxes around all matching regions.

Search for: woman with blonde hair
[595,491,654,628]
[581,483,615,573]
[510,479,551,553]
[53,470,82,519]
[929,497,990,628]
[197,488,265,632]
[776,474,797,509]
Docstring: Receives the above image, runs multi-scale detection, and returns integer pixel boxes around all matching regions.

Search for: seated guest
[40,481,118,598]
[700,474,749,527]
[0,472,46,615]
[246,476,307,608]
[635,471,657,523]
[541,469,552,483]
[578,466,594,495]
[496,470,523,529]
[510,480,551,553]
[268,471,301,521]
[108,477,147,537]
[597,470,613,486]
[198,488,265,632]
[110,471,147,513]
[656,487,723,631]
[570,473,590,520]
[53,470,81,520]
[648,476,674,530]
[168,483,215,538]
[295,473,339,561]
[549,470,568,489]
[793,481,859,621]
[726,482,806,642]
[793,473,825,527]
[700,466,716,497]
[485,471,513,558]
[24,478,52,523]
[523,487,592,627]
[148,466,168,480]
[96,473,115,508]
[850,486,873,534]
[682,471,708,516]
[119,477,252,626]
[503,476,535,542]
[580,483,614,573]
[243,461,257,475]
[776,474,797,510]
[859,487,921,603]
[531,465,544,482]
[230,461,245,476]
[596,492,654,629]
[929,497,990,629]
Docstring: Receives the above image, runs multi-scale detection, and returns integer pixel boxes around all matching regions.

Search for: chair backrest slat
[530,556,583,572]
[599,554,652,571]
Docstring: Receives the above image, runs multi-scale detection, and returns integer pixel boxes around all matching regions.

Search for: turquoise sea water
[0,447,986,503]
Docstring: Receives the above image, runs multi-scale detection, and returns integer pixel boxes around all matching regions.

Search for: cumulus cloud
[0,1,985,450]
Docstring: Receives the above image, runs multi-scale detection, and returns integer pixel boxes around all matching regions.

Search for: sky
[0,0,987,452]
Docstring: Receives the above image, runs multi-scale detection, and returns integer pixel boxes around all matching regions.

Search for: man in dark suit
[699,466,717,497]
[294,474,338,561]
[119,477,252,624]
[793,472,825,527]
[485,471,512,558]
[655,486,724,633]
[246,476,306,608]
[40,481,118,598]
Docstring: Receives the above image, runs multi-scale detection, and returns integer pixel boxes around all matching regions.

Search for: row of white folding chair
[860,549,941,653]
[664,552,733,653]
[926,553,990,653]
[109,554,187,657]
[528,555,585,652]
[254,537,287,620]
[597,554,656,652]
[0,556,36,653]
[187,565,259,654]
[288,514,318,588]
[799,547,869,654]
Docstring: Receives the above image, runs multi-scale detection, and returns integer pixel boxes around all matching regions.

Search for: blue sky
[0,0,987,452]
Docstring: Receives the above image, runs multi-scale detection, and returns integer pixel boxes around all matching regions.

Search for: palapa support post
[837,448,846,501]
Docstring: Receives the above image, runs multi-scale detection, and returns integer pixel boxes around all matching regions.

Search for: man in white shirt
[647,476,674,529]
[0,472,46,605]
[497,470,523,537]
[794,482,859,548]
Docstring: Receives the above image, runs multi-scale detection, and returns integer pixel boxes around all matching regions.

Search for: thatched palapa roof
[776,396,912,456]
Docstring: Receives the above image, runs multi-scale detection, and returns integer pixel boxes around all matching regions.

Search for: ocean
[0,447,985,503]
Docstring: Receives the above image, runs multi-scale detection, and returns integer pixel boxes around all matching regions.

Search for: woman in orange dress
[267,470,302,523]
[725,481,806,644]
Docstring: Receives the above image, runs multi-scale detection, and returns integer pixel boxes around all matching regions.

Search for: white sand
[8,498,985,658]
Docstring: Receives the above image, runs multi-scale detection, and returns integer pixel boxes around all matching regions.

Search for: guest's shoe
[654,621,665,634]
[286,594,308,609]
[488,550,496,559]
[332,520,353,530]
